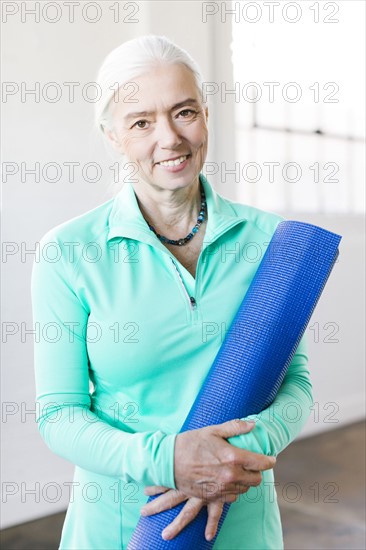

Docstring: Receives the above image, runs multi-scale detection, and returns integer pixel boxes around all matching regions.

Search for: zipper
[168,218,247,318]
[170,257,197,310]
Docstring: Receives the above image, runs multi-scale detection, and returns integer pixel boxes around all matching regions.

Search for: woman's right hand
[173,419,276,502]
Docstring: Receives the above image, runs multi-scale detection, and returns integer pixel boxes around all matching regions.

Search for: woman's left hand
[140,485,229,542]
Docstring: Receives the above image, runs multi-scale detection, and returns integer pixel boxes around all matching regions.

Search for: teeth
[159,155,188,167]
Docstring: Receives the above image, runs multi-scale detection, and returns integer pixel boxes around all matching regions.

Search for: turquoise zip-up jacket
[31,173,313,549]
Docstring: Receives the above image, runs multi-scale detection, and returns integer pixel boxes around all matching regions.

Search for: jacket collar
[107,173,247,249]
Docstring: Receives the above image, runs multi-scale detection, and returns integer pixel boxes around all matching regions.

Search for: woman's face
[105,63,209,192]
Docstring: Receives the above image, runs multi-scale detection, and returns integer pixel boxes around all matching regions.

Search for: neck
[134,177,202,236]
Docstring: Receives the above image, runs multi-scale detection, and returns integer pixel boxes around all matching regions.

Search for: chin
[167,175,200,189]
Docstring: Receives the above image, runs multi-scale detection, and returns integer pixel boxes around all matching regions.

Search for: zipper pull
[190,297,197,309]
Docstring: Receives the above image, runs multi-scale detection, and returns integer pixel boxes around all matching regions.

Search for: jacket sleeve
[227,333,314,456]
[31,233,176,489]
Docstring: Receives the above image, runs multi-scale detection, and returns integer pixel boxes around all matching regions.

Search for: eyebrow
[123,98,200,121]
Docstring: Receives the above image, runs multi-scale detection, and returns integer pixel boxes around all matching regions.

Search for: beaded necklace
[146,182,207,246]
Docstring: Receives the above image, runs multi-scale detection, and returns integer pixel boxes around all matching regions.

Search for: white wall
[1,1,364,529]
[285,213,365,437]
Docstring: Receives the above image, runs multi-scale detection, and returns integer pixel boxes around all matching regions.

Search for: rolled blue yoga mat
[128,221,342,549]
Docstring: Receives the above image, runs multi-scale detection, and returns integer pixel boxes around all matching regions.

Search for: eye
[131,119,149,129]
[177,109,196,118]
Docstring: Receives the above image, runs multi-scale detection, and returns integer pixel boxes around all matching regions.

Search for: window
[231,0,365,213]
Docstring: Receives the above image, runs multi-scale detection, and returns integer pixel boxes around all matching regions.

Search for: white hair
[95,34,206,136]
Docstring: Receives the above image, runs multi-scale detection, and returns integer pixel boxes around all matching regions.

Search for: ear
[103,127,118,145]
[103,126,124,154]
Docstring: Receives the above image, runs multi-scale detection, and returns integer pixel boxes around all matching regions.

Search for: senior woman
[31,35,313,549]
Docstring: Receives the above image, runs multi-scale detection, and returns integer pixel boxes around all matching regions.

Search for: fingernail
[140,507,147,515]
[206,532,214,541]
[162,528,172,540]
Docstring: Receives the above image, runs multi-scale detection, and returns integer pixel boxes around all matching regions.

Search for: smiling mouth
[156,154,191,167]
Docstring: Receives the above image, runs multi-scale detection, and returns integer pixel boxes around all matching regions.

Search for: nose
[156,117,182,149]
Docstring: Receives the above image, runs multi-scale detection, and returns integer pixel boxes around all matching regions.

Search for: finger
[211,418,256,439]
[204,484,246,503]
[143,485,170,496]
[161,498,203,541]
[238,469,263,487]
[141,489,187,517]
[200,476,257,502]
[205,501,225,541]
[220,443,276,473]
[239,452,276,472]
[219,492,241,503]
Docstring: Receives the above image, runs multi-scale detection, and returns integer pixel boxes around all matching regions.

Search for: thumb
[213,418,256,439]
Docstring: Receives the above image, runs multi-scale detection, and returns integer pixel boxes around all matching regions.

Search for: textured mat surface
[128,221,342,549]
